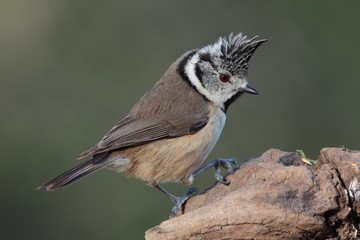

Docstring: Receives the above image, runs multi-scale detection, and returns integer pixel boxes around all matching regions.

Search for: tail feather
[37,153,110,191]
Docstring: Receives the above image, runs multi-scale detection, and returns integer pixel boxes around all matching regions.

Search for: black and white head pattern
[179,33,267,111]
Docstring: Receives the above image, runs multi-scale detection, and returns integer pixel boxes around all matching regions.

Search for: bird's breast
[124,105,226,185]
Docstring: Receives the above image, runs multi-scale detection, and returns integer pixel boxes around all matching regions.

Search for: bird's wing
[77,112,208,159]
[77,50,210,160]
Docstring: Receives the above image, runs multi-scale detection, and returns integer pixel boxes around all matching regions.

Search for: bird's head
[180,33,267,111]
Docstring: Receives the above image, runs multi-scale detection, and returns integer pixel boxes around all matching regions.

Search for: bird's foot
[171,187,200,216]
[155,184,200,217]
[192,158,238,185]
[214,158,238,185]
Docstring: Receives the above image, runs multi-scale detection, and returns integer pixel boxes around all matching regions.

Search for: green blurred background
[1,0,359,239]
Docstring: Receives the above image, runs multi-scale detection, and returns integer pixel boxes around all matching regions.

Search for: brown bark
[145,148,360,240]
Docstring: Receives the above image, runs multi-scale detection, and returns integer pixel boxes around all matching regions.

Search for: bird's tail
[37,153,110,191]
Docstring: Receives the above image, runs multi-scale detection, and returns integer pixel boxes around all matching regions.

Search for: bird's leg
[192,158,238,185]
[154,184,199,216]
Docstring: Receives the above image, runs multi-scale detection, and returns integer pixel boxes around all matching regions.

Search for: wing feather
[76,50,211,160]
[77,113,208,159]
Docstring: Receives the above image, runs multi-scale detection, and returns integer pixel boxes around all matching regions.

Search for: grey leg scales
[155,184,200,216]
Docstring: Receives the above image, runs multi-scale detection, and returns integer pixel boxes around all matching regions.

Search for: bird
[37,33,267,216]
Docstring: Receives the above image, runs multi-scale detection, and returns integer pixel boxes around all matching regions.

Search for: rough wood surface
[145,148,360,240]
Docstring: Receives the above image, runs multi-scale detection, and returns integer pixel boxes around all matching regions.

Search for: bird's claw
[170,187,200,216]
[214,158,238,185]
[216,175,230,185]
[217,158,238,173]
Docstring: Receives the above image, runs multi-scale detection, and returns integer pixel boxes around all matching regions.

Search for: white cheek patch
[185,54,211,98]
[185,54,226,109]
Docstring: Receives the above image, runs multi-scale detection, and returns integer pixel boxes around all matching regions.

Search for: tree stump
[145,148,360,240]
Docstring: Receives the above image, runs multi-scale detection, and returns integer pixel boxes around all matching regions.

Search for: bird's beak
[243,84,259,95]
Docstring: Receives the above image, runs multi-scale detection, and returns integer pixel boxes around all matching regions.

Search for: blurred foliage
[1,0,359,239]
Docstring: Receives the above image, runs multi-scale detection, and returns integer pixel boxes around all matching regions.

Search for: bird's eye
[219,74,230,82]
